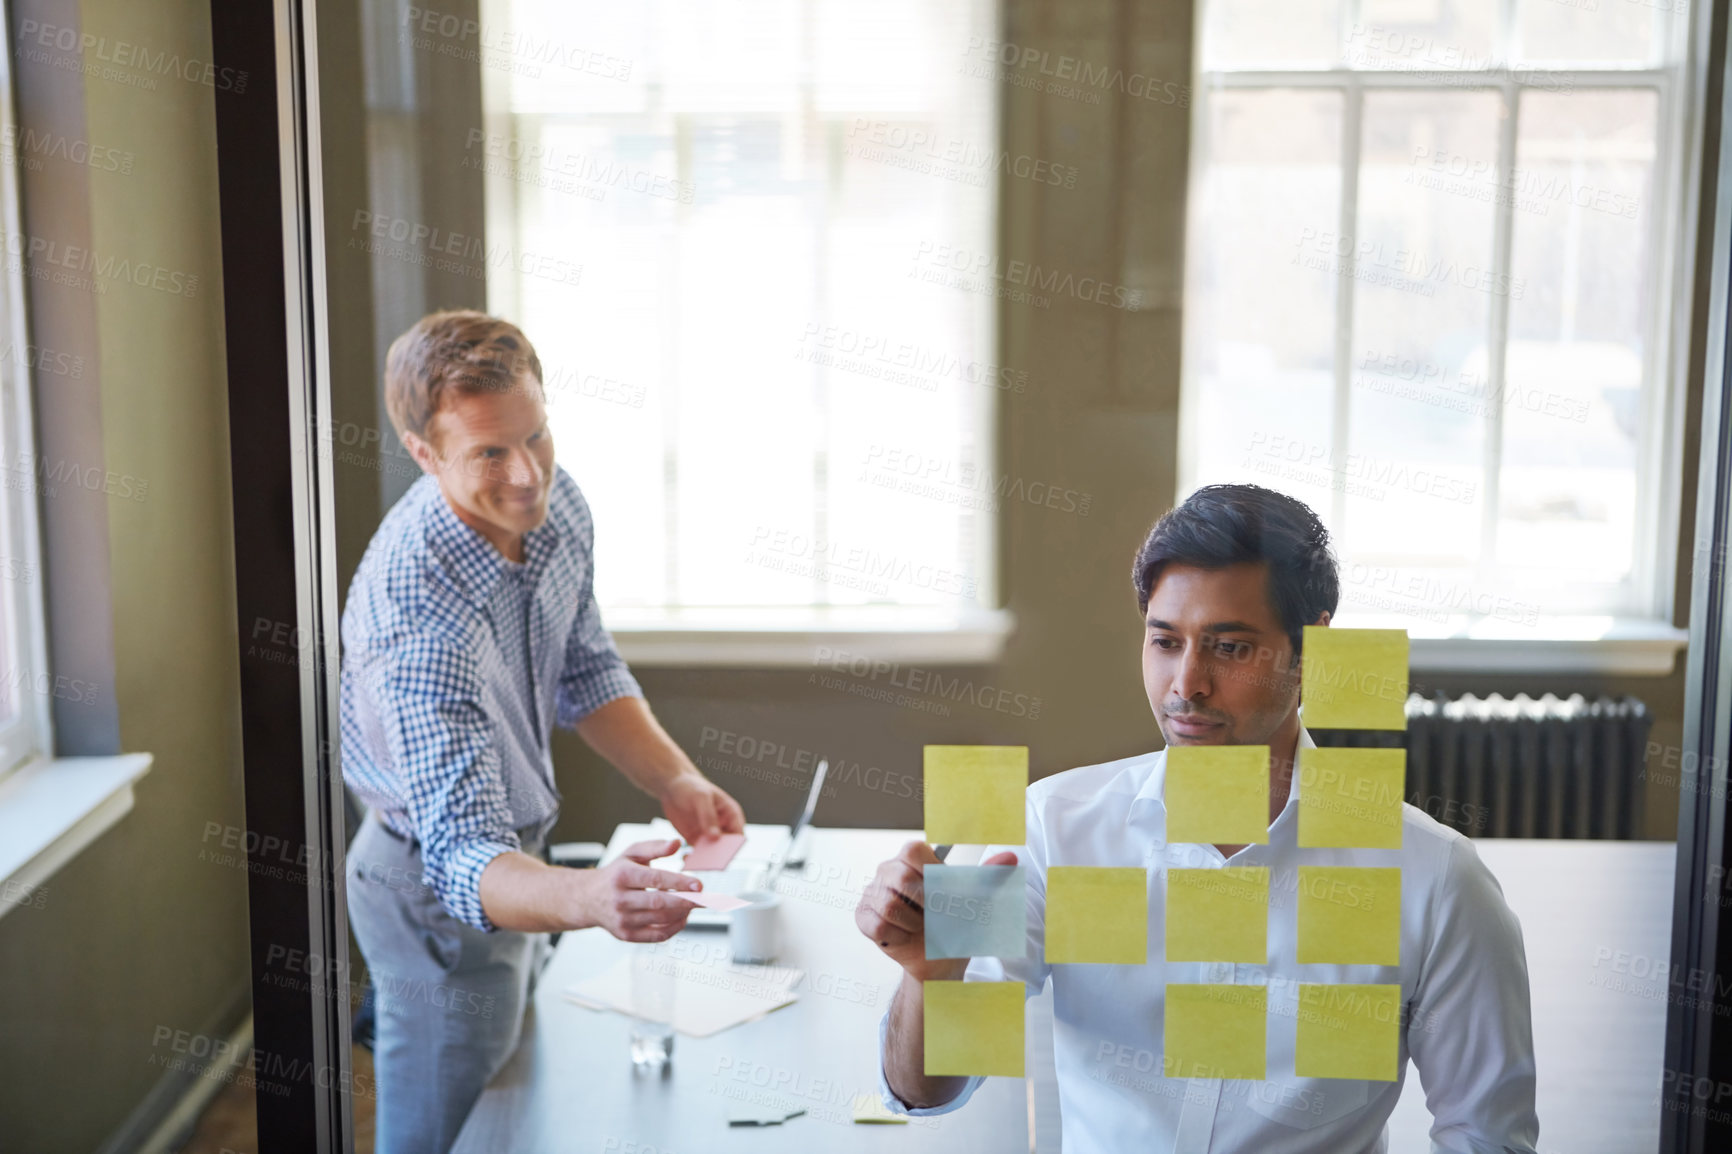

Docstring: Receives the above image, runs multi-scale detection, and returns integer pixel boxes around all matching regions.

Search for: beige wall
[0,0,248,1150]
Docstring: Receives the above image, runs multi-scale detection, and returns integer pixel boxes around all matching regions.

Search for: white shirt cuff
[875,1007,986,1117]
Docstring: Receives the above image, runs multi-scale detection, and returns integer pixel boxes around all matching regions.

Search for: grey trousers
[346,812,551,1154]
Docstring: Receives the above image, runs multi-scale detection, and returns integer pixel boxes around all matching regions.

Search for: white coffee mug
[729,890,782,964]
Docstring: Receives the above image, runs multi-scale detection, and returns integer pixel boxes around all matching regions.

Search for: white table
[455,833,1675,1153]
[1385,840,1673,1154]
[452,826,1032,1153]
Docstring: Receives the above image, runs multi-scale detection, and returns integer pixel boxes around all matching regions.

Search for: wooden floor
[175,1045,375,1154]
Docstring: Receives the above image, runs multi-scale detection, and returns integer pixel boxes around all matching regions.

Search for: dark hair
[1131,484,1339,659]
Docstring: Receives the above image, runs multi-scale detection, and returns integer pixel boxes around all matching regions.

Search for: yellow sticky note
[1296,983,1401,1081]
[1163,983,1267,1080]
[1165,746,1269,845]
[1301,627,1409,730]
[851,1094,911,1124]
[1045,866,1148,964]
[1296,867,1402,965]
[923,980,1025,1077]
[1298,748,1406,849]
[924,746,1027,845]
[1166,868,1269,964]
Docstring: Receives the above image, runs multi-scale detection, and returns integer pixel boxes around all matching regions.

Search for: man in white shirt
[855,483,1540,1153]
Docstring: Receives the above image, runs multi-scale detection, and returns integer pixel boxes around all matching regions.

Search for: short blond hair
[384,310,544,444]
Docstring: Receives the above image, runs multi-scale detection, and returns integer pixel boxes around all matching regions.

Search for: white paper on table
[563,954,804,1038]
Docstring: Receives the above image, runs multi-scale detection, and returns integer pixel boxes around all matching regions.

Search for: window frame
[0,16,56,781]
[1180,1,1701,649]
[473,0,1010,665]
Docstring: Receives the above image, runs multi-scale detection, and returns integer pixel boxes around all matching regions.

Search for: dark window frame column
[1668,1,1732,1151]
[209,1,350,1150]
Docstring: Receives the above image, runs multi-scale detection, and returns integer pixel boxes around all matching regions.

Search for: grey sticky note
[924,864,1027,960]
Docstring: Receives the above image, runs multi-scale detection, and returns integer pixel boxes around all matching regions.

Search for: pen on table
[728,1108,806,1127]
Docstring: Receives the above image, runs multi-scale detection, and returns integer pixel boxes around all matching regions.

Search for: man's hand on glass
[856,839,1019,981]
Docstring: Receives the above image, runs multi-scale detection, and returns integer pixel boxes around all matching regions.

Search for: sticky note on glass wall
[1297,748,1406,849]
[1163,983,1266,1080]
[1164,746,1269,845]
[1045,866,1148,964]
[1166,867,1269,964]
[923,980,1025,1077]
[924,746,1027,845]
[925,865,1027,960]
[1301,627,1409,730]
[1296,867,1402,966]
[1295,983,1401,1081]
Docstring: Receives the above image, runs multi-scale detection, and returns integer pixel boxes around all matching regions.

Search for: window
[1182,1,1694,639]
[476,0,1001,636]
[0,41,51,779]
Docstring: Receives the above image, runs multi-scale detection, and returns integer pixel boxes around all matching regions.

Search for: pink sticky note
[674,890,752,911]
[682,833,747,872]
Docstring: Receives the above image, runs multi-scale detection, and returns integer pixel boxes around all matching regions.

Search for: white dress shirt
[880,726,1540,1153]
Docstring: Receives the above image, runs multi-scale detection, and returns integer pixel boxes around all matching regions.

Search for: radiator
[1312,694,1653,839]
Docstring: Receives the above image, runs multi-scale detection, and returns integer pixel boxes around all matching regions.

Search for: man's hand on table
[658,772,747,843]
[855,839,1019,982]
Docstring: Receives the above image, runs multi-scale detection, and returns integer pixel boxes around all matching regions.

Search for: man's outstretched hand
[575,838,703,943]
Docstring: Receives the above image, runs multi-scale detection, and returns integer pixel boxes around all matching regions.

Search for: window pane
[673,121,822,608]
[1190,1,1680,627]
[1348,0,1497,70]
[1498,89,1656,596]
[0,276,21,739]
[1342,89,1500,573]
[1201,0,1343,69]
[1189,89,1341,510]
[1517,0,1658,66]
[0,479,16,729]
[481,0,996,612]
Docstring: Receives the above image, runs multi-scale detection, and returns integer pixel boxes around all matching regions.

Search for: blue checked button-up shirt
[340,466,642,931]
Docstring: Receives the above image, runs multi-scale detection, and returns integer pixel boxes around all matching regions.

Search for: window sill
[608,608,1684,674]
[0,752,153,921]
[1333,616,1689,676]
[609,606,1016,668]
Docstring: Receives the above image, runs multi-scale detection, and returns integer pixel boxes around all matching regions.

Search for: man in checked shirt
[341,310,746,1153]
